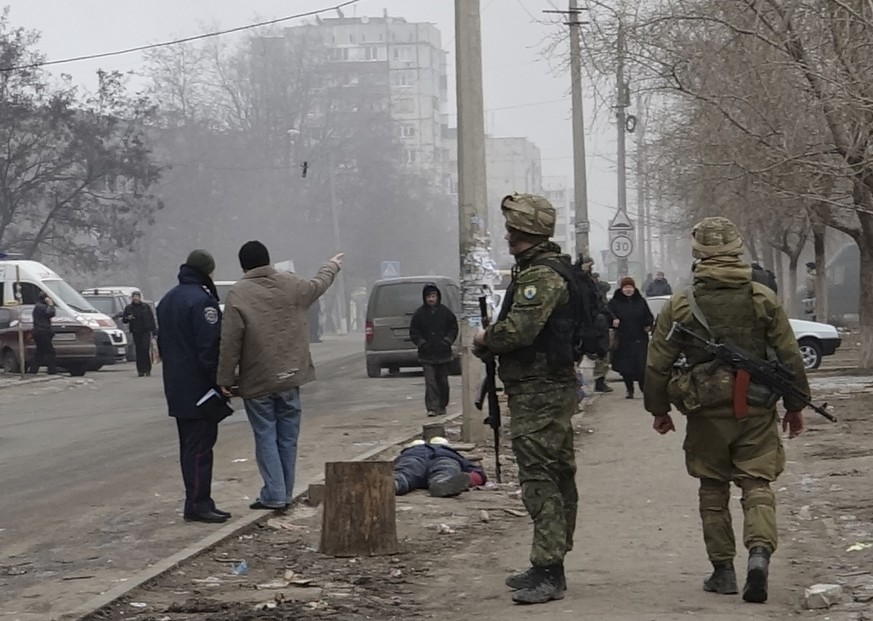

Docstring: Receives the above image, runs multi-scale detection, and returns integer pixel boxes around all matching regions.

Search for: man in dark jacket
[578,258,613,393]
[394,438,486,497]
[29,292,57,374]
[409,283,459,417]
[157,249,230,524]
[645,271,674,297]
[123,291,157,377]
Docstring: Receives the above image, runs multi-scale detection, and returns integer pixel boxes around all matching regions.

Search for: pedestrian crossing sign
[381,261,401,278]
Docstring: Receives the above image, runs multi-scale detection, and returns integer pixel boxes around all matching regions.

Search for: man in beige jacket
[218,240,343,510]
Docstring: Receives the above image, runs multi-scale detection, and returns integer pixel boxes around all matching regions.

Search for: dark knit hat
[619,276,636,288]
[239,240,271,271]
[186,249,215,276]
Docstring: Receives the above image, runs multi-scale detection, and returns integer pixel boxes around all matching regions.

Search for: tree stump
[422,423,446,442]
[319,461,398,557]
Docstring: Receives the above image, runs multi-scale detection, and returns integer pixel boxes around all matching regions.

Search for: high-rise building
[264,14,448,179]
[444,131,545,268]
[543,176,575,259]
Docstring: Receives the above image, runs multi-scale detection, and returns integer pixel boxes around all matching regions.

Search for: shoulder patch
[204,307,219,325]
[522,285,538,300]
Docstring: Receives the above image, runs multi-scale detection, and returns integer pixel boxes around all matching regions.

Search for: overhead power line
[0,0,360,72]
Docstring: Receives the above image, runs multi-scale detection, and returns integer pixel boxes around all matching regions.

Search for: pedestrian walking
[157,249,231,524]
[607,277,654,399]
[122,291,157,377]
[643,216,808,604]
[645,271,673,297]
[474,193,577,605]
[29,292,56,374]
[218,241,342,511]
[409,283,459,417]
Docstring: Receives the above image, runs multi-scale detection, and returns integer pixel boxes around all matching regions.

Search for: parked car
[365,276,462,378]
[81,288,135,361]
[645,295,842,370]
[0,305,99,376]
[214,280,236,313]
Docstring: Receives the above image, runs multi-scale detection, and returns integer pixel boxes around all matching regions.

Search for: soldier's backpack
[530,256,601,364]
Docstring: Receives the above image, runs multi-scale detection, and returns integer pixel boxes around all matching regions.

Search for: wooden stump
[422,423,446,442]
[306,483,325,507]
[319,461,399,557]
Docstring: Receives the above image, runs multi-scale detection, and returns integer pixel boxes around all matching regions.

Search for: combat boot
[505,566,567,591]
[594,377,613,393]
[742,546,771,603]
[702,560,738,594]
[511,565,565,604]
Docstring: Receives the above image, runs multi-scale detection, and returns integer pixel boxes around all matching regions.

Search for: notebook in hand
[197,388,234,423]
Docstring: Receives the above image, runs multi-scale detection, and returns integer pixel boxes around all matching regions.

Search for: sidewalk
[419,389,798,621]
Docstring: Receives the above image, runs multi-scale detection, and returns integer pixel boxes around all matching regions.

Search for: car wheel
[67,365,87,377]
[2,349,19,374]
[798,338,823,370]
[366,359,381,378]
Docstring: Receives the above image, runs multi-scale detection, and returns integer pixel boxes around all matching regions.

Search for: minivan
[0,260,128,361]
[365,276,461,378]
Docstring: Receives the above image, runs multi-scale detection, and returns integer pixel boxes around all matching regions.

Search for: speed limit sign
[610,235,634,259]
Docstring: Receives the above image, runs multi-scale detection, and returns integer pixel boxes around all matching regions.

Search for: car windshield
[43,280,98,313]
[84,297,116,315]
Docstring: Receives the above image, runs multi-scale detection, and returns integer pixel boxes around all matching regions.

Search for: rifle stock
[478,295,502,483]
[668,322,836,422]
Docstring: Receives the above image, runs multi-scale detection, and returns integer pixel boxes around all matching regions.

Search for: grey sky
[8,0,619,253]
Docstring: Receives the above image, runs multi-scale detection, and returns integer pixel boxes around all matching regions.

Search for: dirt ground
[80,336,873,621]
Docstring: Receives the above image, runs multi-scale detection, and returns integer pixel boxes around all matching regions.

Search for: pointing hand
[330,253,344,269]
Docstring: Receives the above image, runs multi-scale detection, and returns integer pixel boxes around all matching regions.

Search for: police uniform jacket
[157,265,222,418]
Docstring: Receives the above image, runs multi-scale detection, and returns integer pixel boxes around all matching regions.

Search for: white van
[0,260,128,360]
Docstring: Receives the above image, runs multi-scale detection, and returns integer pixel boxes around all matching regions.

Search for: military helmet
[501,193,556,237]
[691,216,744,259]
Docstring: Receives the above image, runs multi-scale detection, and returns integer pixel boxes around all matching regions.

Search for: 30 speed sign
[610,235,634,258]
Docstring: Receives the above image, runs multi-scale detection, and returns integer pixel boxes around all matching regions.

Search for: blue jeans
[243,388,302,507]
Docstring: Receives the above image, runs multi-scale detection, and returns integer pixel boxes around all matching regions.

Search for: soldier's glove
[782,410,805,439]
[652,414,676,435]
[473,344,493,363]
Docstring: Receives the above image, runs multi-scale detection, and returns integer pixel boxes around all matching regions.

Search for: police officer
[643,217,807,604]
[158,249,231,524]
[474,193,577,605]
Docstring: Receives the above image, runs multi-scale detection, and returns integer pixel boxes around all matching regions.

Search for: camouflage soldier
[643,217,807,604]
[474,193,577,605]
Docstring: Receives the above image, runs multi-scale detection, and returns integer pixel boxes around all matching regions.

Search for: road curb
[0,374,66,390]
[63,411,464,621]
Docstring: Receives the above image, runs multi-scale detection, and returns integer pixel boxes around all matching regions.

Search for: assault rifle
[476,295,502,483]
[666,322,836,422]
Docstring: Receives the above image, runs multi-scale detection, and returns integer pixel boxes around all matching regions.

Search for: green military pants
[683,412,785,562]
[593,354,610,380]
[508,385,578,567]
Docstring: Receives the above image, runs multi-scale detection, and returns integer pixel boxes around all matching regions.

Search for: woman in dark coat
[607,276,654,399]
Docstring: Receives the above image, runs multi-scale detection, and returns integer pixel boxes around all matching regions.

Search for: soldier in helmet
[643,216,808,604]
[474,193,578,605]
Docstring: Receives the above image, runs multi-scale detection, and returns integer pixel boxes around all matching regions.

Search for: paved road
[0,335,454,620]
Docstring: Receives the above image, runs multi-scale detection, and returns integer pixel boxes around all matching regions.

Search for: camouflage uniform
[478,193,577,604]
[643,217,810,603]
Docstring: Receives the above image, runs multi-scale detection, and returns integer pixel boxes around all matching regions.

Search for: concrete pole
[635,93,647,275]
[328,151,347,334]
[616,21,629,278]
[455,0,488,443]
[569,0,590,259]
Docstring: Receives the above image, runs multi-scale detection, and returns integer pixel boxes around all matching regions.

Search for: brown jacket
[217,262,339,398]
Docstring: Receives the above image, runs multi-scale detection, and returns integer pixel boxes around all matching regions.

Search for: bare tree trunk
[812,224,828,322]
[787,255,799,316]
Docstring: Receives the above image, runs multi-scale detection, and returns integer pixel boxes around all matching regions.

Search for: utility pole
[543,2,590,259]
[328,151,347,334]
[635,92,647,276]
[615,20,629,277]
[455,0,488,443]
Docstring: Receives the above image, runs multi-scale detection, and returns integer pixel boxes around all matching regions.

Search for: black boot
[594,377,613,393]
[703,560,738,594]
[625,389,634,399]
[511,565,565,604]
[505,566,567,591]
[743,547,770,603]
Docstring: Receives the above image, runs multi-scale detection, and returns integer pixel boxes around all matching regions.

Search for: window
[18,282,43,305]
[394,98,415,113]
[404,149,417,163]
[400,125,416,138]
[0,308,11,329]
[393,71,411,87]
